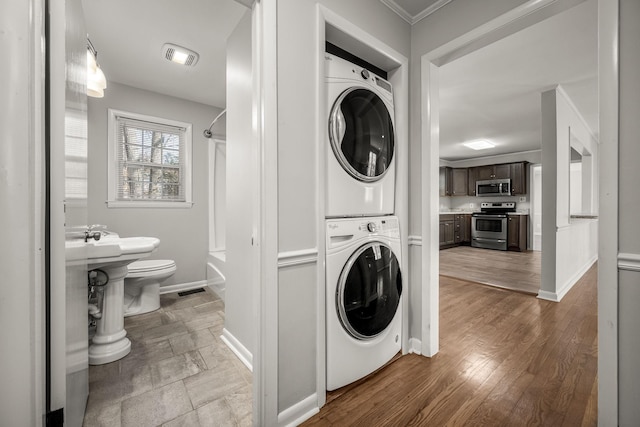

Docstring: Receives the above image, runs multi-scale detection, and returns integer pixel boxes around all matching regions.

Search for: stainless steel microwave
[476,179,511,197]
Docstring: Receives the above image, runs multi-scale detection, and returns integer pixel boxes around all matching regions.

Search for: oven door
[471,214,508,250]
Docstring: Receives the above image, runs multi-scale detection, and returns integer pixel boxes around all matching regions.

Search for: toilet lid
[128,259,176,273]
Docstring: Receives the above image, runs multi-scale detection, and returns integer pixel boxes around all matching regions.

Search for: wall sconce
[87,38,107,98]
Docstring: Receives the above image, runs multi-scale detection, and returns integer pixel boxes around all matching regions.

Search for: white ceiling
[83,0,597,162]
[81,0,247,108]
[438,0,598,161]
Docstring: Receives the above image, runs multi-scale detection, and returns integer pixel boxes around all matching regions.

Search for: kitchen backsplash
[440,195,531,214]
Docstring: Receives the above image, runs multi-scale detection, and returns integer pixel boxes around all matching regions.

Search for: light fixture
[463,140,495,150]
[87,37,107,98]
[161,43,200,67]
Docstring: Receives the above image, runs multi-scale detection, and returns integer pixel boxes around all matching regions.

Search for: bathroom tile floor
[82,288,252,427]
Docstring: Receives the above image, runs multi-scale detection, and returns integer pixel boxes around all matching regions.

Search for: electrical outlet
[469,203,475,209]
[519,196,526,202]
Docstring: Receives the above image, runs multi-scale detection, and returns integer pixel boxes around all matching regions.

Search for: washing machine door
[337,242,402,340]
[329,87,395,182]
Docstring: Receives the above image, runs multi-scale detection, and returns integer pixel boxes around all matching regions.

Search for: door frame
[420,0,618,423]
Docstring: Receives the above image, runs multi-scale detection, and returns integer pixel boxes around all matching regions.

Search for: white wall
[538,88,598,301]
[224,11,255,363]
[87,82,220,287]
[0,1,45,425]
[273,0,409,420]
[617,0,640,424]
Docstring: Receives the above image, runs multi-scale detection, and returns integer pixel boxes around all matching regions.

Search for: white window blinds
[114,114,187,201]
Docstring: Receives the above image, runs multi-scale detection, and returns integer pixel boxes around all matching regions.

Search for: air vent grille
[161,43,200,67]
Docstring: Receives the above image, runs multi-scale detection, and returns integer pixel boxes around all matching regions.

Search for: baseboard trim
[277,393,319,427]
[221,328,253,372]
[159,280,209,295]
[409,338,422,355]
[537,255,597,302]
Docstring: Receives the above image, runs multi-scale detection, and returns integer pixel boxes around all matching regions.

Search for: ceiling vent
[161,43,200,67]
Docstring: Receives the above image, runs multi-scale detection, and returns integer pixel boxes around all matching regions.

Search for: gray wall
[87,82,221,286]
[224,11,255,358]
[618,0,640,424]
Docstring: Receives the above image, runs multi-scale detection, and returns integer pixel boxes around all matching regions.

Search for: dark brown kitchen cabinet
[467,167,478,196]
[510,162,528,195]
[507,214,528,252]
[439,167,452,196]
[454,214,471,244]
[441,214,471,248]
[441,167,468,196]
[459,214,471,243]
[439,214,455,248]
[476,164,510,181]
[451,168,468,196]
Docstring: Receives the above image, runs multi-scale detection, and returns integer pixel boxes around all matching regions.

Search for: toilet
[123,259,177,317]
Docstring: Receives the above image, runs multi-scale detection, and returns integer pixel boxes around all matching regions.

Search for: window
[108,109,193,208]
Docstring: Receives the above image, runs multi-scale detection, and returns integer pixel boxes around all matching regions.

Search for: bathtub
[207,250,226,301]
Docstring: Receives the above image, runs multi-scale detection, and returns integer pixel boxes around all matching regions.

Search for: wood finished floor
[303,264,598,426]
[82,288,252,427]
[440,246,541,294]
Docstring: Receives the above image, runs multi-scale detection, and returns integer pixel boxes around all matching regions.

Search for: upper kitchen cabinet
[467,167,478,196]
[476,163,511,180]
[510,162,528,195]
[451,168,468,196]
[439,166,452,196]
[440,167,469,196]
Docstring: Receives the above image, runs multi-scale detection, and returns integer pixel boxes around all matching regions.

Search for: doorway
[422,0,599,358]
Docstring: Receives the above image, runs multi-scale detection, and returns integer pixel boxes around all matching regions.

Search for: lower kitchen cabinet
[440,214,471,249]
[440,215,455,248]
[507,214,528,252]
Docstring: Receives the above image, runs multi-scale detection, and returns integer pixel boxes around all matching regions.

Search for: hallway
[304,265,597,426]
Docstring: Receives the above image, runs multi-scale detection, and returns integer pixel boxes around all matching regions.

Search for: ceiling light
[162,43,200,67]
[463,140,495,150]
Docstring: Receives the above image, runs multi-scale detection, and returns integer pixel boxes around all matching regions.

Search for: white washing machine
[326,216,403,391]
[325,53,396,217]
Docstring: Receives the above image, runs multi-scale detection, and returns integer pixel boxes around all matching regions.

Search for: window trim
[107,108,193,208]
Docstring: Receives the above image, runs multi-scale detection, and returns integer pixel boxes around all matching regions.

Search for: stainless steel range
[471,202,516,251]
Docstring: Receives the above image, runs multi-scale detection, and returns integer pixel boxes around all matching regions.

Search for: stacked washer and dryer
[324,53,403,391]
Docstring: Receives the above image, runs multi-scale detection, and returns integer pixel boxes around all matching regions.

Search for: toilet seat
[127,259,176,278]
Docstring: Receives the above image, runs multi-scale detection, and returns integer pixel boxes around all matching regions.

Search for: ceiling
[81,0,247,108]
[82,0,597,162]
[438,0,598,161]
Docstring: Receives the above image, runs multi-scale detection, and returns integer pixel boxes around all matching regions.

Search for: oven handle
[472,214,508,219]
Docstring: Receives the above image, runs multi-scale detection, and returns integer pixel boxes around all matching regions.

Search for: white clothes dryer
[326,216,403,391]
[325,53,396,217]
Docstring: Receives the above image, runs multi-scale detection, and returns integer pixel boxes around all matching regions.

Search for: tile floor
[82,288,252,427]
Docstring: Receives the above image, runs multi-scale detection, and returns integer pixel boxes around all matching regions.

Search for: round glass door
[329,88,395,182]
[337,242,402,340]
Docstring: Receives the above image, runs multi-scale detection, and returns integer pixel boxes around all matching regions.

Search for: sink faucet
[84,224,106,242]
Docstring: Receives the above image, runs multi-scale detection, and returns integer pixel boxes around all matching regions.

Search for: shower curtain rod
[203,109,227,138]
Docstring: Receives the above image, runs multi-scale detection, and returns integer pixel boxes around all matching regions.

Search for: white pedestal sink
[66,234,160,365]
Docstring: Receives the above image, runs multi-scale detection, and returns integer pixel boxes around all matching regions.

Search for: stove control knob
[367,222,377,233]
[361,69,370,80]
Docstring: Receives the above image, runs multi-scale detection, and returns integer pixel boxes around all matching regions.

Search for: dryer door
[337,242,402,340]
[329,88,395,182]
